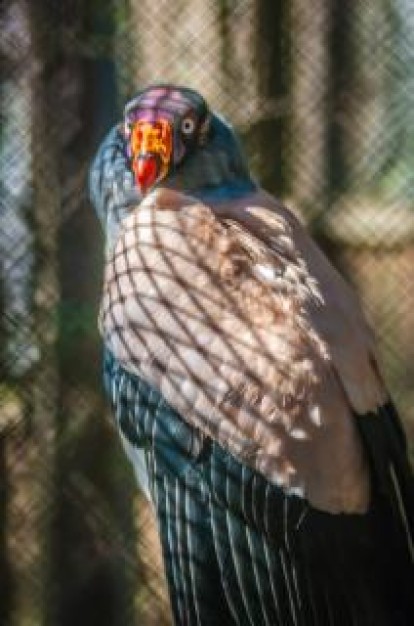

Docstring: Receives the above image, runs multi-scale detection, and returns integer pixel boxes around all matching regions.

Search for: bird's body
[90,85,414,625]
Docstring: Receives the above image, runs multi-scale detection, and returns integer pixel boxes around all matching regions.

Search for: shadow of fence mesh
[0,0,413,624]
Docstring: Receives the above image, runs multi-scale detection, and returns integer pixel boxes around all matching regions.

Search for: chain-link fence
[0,0,413,624]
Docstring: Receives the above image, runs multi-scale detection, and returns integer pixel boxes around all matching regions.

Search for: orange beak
[129,120,173,194]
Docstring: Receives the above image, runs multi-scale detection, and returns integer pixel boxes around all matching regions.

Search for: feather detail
[100,188,379,514]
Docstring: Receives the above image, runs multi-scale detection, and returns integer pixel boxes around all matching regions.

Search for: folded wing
[100,188,403,516]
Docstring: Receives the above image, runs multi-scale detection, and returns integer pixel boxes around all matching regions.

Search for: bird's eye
[181,117,196,135]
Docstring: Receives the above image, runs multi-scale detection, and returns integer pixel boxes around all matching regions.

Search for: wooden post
[290,0,331,219]
[341,0,394,190]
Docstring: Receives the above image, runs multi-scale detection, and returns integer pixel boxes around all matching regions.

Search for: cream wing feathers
[100,188,388,514]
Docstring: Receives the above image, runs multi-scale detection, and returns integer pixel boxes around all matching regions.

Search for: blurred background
[0,0,413,624]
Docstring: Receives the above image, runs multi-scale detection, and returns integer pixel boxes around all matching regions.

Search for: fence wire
[0,0,413,624]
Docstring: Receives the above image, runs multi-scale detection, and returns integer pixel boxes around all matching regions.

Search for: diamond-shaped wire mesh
[0,0,413,624]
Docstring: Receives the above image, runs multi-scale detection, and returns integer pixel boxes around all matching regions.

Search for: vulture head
[123,84,255,197]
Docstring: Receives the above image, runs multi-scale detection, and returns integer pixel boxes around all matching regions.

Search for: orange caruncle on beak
[130,120,173,194]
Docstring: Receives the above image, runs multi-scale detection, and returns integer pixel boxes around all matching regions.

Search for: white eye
[124,121,132,137]
[181,117,196,135]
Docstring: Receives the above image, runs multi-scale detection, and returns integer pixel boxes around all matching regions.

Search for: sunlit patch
[289,428,308,440]
[253,263,280,282]
[309,404,322,426]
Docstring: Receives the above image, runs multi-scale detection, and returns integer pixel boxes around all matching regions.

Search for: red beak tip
[135,156,159,194]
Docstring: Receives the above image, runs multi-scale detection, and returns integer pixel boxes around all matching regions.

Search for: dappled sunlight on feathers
[100,188,388,513]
